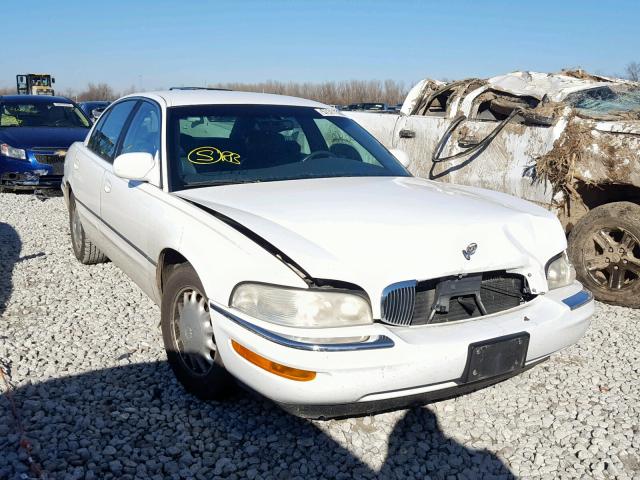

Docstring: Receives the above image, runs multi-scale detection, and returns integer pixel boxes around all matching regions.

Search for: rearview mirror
[113,152,156,182]
[389,148,411,168]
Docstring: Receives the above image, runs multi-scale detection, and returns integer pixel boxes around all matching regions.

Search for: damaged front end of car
[344,69,640,307]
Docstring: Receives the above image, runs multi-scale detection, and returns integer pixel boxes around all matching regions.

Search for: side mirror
[113,152,155,182]
[91,108,103,120]
[389,148,411,168]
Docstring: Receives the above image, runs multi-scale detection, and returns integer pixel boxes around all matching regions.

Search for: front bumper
[279,357,549,419]
[0,171,62,190]
[0,151,64,190]
[210,282,593,416]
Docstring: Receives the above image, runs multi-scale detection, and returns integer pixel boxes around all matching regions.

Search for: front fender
[153,195,308,307]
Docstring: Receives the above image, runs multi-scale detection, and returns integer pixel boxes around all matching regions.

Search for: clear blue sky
[1,0,638,92]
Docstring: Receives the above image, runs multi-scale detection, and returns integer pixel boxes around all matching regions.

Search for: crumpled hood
[594,120,640,136]
[0,127,88,149]
[176,176,566,300]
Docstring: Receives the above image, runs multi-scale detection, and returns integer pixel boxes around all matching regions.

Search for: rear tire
[69,195,108,264]
[568,202,640,308]
[161,263,235,400]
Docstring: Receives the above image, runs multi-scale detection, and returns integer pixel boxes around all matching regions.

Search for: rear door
[72,100,137,236]
[393,114,451,177]
[100,100,163,298]
[394,89,557,207]
[431,115,555,206]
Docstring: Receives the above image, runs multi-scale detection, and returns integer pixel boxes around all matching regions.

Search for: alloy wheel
[584,227,640,290]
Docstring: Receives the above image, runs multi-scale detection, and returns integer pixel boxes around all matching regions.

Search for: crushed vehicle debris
[344,70,640,307]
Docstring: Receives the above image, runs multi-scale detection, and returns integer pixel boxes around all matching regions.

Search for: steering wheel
[301,150,336,162]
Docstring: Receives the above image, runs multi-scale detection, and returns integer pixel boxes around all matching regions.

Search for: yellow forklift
[16,74,55,95]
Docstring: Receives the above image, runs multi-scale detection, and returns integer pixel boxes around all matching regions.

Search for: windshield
[0,100,91,128]
[167,104,410,191]
[565,86,640,116]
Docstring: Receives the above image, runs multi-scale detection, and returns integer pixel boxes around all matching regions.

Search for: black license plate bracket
[462,332,529,383]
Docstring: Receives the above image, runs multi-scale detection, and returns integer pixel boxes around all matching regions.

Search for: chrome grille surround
[381,280,417,326]
[380,272,531,326]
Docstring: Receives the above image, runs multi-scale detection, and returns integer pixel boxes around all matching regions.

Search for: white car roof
[125,89,328,109]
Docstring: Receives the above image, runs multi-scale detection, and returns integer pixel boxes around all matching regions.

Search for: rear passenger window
[88,101,137,162]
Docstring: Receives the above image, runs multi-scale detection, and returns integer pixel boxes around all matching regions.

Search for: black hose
[431,108,522,164]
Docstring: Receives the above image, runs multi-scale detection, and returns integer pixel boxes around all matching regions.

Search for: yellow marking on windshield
[187,146,241,165]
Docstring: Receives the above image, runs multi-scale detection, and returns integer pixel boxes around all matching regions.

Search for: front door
[73,100,138,240]
[100,101,163,298]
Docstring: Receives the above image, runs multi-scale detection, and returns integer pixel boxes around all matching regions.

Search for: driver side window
[119,101,160,158]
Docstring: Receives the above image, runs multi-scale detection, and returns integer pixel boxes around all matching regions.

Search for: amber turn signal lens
[231,340,316,382]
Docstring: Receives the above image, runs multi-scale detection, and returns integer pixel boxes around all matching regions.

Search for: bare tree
[0,79,412,105]
[211,79,410,106]
[79,83,117,101]
[625,62,640,82]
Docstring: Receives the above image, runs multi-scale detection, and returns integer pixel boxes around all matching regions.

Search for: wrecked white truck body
[346,71,640,307]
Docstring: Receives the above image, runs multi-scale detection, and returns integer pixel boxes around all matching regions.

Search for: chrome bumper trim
[210,303,395,352]
[562,289,593,310]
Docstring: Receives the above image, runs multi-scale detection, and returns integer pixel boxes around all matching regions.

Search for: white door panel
[393,115,450,176]
[101,169,160,298]
[427,119,556,206]
[343,112,400,148]
[74,199,111,254]
[72,146,106,217]
[392,115,557,207]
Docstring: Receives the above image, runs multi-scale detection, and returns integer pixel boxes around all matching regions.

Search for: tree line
[1,62,638,103]
[0,80,409,105]
[209,80,410,106]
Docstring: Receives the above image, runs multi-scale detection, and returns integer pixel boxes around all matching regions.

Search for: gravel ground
[0,192,639,480]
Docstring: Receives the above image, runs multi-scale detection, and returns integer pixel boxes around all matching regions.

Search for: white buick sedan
[62,89,593,418]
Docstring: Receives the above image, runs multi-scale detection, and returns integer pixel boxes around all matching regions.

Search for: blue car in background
[0,95,91,191]
[79,100,110,123]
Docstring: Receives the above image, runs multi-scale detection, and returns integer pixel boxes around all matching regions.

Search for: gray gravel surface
[0,192,639,480]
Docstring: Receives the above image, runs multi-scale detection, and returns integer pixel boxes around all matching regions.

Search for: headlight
[0,143,27,160]
[231,283,373,328]
[546,251,576,290]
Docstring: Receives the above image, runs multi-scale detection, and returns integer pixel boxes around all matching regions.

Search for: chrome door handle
[104,182,111,193]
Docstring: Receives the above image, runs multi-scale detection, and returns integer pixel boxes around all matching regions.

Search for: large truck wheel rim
[584,226,640,290]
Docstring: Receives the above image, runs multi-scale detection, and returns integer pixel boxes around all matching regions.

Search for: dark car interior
[0,101,90,128]
[177,116,364,175]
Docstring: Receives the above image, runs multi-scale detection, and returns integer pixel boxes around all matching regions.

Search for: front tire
[568,202,640,308]
[69,195,108,264]
[161,263,235,400]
